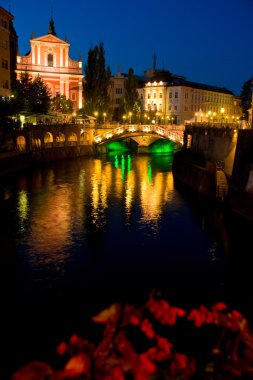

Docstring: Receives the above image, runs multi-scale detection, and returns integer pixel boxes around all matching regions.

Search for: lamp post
[128,112,132,124]
[103,112,106,124]
[123,115,126,124]
[195,112,198,122]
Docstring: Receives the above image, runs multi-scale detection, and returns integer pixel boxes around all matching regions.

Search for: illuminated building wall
[0,6,15,97]
[16,19,83,112]
[138,75,242,125]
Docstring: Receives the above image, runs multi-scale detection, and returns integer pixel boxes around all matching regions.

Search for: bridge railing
[94,124,184,145]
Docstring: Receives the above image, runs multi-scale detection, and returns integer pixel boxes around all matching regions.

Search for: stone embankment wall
[172,149,216,200]
[174,126,253,221]
[0,145,93,177]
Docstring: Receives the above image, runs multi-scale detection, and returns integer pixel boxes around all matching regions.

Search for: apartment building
[138,70,242,125]
[0,6,17,97]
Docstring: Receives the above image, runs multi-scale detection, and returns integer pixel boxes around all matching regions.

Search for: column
[78,80,82,110]
[65,79,69,98]
[60,47,63,67]
[31,45,35,64]
[38,45,41,65]
[60,79,64,95]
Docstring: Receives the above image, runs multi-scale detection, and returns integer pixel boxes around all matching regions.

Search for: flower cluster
[12,292,253,379]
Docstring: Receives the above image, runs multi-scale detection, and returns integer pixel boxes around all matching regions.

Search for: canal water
[0,153,252,378]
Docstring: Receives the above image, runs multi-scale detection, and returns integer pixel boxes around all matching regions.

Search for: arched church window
[48,54,53,67]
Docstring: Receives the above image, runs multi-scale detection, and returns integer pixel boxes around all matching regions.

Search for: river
[0,153,252,378]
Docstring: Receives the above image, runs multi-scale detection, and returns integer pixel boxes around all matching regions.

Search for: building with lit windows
[16,19,83,112]
[111,66,127,110]
[138,70,242,125]
[0,6,17,97]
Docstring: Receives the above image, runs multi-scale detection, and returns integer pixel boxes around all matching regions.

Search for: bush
[11,291,253,379]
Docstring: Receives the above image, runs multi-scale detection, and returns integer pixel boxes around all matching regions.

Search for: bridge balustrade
[93,124,184,145]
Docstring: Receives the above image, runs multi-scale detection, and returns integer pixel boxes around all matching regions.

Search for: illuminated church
[16,18,83,112]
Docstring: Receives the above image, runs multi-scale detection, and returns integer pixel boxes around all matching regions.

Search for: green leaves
[83,42,112,121]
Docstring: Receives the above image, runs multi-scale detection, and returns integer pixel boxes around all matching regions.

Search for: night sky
[3,0,253,95]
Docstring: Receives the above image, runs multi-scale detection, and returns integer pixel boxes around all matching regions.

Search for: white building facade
[138,73,242,126]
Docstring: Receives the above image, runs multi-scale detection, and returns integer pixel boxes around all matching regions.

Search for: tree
[240,78,253,120]
[119,68,141,122]
[30,75,52,114]
[51,94,74,114]
[13,72,51,114]
[82,42,112,122]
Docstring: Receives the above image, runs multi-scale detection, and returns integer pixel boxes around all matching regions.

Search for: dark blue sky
[3,0,253,95]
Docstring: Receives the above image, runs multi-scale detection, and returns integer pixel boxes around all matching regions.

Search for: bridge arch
[93,125,184,146]
[67,132,78,145]
[80,131,88,144]
[44,132,53,148]
[16,135,26,151]
[32,138,42,150]
[56,132,65,143]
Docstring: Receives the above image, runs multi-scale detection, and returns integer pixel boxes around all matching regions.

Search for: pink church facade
[16,25,83,112]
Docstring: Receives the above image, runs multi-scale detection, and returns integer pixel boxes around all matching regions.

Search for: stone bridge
[12,123,184,152]
[93,124,184,147]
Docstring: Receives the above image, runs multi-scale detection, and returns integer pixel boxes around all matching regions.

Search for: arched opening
[56,132,65,146]
[80,131,88,144]
[16,136,26,151]
[48,53,53,67]
[32,138,42,150]
[44,132,53,147]
[67,132,77,145]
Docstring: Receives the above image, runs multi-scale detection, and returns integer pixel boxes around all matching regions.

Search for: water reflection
[4,153,229,299]
[17,190,29,229]
[1,153,245,380]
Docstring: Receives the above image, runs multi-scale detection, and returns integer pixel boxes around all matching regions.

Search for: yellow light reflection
[17,190,29,225]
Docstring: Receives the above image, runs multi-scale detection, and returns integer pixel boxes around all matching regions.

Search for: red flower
[11,361,54,380]
[147,297,186,325]
[140,319,155,339]
[92,304,121,324]
[56,341,69,356]
[170,353,195,378]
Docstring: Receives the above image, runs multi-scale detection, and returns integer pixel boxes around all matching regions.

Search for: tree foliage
[240,77,253,120]
[51,94,74,114]
[13,72,51,114]
[119,68,141,122]
[82,42,112,122]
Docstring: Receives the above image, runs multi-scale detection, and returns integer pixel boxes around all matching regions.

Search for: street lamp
[129,112,132,124]
[195,112,198,122]
[103,112,106,124]
[123,115,126,123]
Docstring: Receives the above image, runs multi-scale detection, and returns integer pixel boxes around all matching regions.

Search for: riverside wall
[173,126,253,221]
[0,145,93,177]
